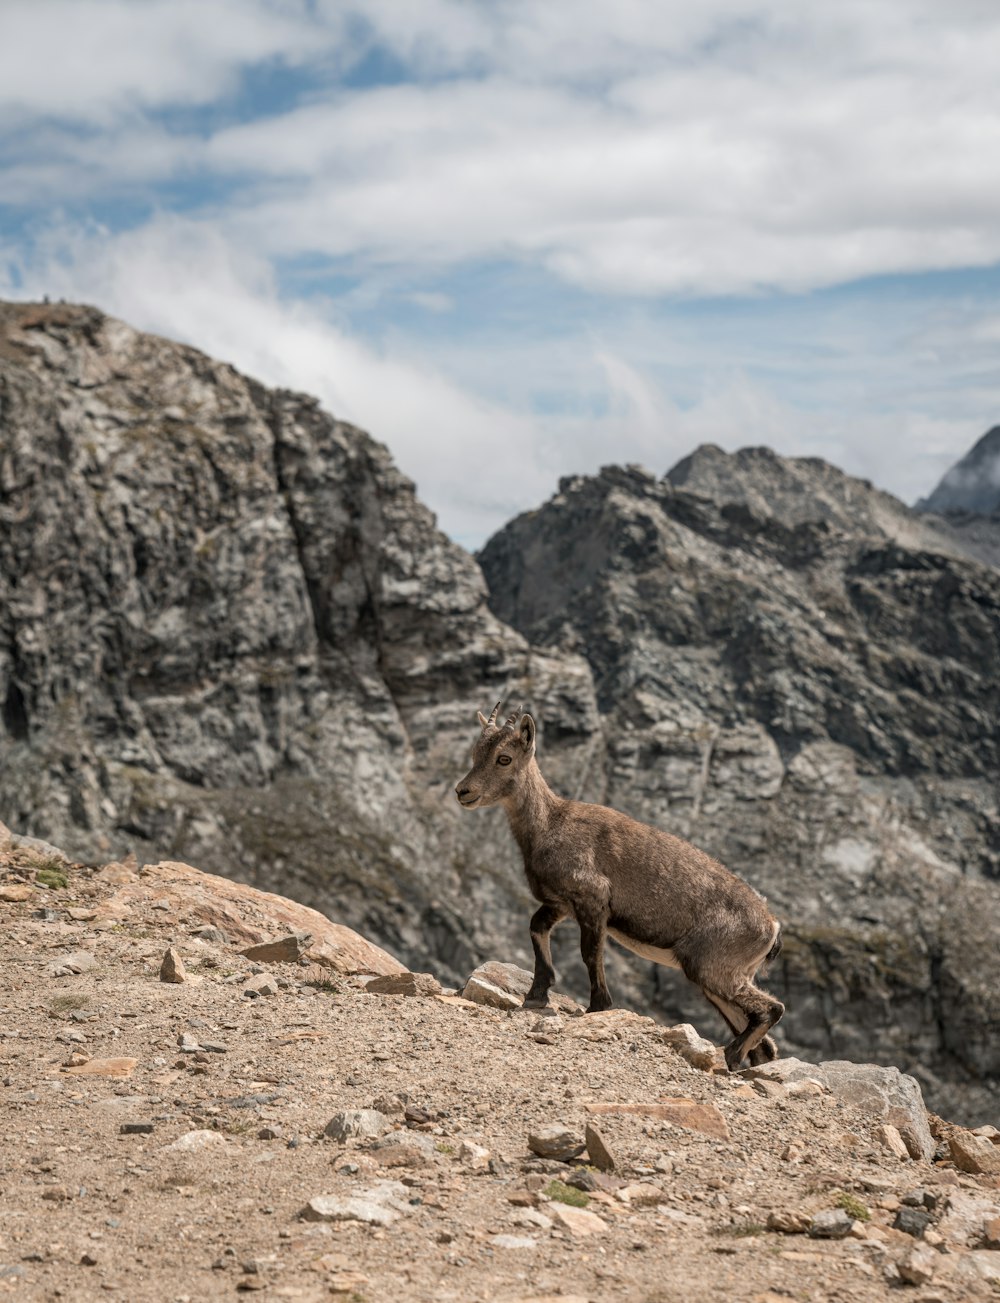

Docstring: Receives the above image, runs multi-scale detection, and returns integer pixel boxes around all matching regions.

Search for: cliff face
[919,425,1000,517]
[2,301,999,1123]
[0,300,600,983]
[478,454,1000,1122]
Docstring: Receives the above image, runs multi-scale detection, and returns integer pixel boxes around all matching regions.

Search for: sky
[2,1,1000,547]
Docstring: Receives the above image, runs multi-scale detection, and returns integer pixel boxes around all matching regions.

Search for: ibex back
[456,704,784,1070]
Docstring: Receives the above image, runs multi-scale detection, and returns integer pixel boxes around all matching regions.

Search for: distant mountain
[919,425,1000,516]
[2,300,999,1124]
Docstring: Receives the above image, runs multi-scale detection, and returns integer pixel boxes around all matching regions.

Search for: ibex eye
[497,755,512,766]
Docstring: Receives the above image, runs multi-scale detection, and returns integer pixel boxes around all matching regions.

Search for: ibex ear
[519,714,536,753]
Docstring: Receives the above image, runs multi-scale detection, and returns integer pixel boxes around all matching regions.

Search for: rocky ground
[3,831,1000,1303]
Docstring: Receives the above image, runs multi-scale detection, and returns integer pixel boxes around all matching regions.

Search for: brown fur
[456,706,784,1070]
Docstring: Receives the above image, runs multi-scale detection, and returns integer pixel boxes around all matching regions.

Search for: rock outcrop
[2,300,999,1124]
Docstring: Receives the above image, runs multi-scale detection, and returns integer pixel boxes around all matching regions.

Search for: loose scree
[456,703,784,1070]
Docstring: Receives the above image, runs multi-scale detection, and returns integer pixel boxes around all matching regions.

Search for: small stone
[371,1094,406,1116]
[300,1182,411,1226]
[462,976,522,1011]
[490,1235,538,1249]
[659,1023,719,1071]
[875,1123,910,1161]
[120,1122,154,1135]
[365,972,443,997]
[584,1123,617,1173]
[950,1131,1000,1176]
[63,1057,136,1079]
[901,1188,930,1207]
[898,1245,936,1286]
[786,1079,826,1098]
[780,1143,805,1163]
[241,933,311,964]
[808,1209,854,1239]
[80,1252,98,1266]
[62,1052,90,1068]
[0,884,34,902]
[41,1185,72,1202]
[244,974,279,998]
[984,1217,1000,1249]
[549,1204,608,1237]
[258,1126,283,1140]
[191,925,228,944]
[617,1183,664,1207]
[323,1110,391,1142]
[159,948,186,983]
[527,1125,586,1161]
[458,1141,491,1170]
[49,950,97,977]
[767,1209,811,1234]
[162,1130,232,1154]
[893,1208,931,1238]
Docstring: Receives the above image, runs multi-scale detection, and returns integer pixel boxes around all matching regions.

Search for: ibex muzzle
[456,703,784,1071]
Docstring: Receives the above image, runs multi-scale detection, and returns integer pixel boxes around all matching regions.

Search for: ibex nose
[456,785,471,800]
[455,784,477,807]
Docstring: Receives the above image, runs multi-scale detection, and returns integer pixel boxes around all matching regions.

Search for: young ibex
[456,704,784,1069]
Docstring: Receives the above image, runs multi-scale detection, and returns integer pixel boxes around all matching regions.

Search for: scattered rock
[893,1208,931,1238]
[323,1111,392,1142]
[548,1204,608,1237]
[41,1185,72,1202]
[659,1023,719,1071]
[119,1122,154,1135]
[875,1123,911,1161]
[490,1235,538,1249]
[584,1122,617,1173]
[527,1125,586,1161]
[458,1140,491,1169]
[897,1245,936,1286]
[162,1130,232,1154]
[808,1210,854,1239]
[950,1131,1000,1176]
[241,933,311,964]
[300,1182,412,1226]
[767,1209,811,1233]
[461,962,581,1014]
[159,948,186,983]
[366,971,443,997]
[48,950,97,977]
[243,973,279,998]
[0,884,34,902]
[585,1098,730,1142]
[63,1057,137,1079]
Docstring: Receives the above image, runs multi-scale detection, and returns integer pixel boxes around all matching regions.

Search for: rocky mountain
[920,425,1000,517]
[2,301,999,1125]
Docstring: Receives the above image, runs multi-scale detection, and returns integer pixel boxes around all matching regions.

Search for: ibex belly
[608,928,681,969]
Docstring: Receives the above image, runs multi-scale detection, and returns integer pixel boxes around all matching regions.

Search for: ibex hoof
[521,995,553,1011]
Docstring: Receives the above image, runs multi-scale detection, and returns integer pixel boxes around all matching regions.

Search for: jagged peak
[919,425,1000,517]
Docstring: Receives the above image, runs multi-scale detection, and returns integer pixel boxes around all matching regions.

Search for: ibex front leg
[577,902,613,1013]
[523,903,568,1008]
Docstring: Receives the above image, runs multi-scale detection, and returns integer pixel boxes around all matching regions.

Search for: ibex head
[455,702,537,809]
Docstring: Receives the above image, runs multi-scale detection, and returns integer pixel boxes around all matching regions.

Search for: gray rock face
[478,454,1000,1124]
[0,299,598,987]
[3,300,1000,1125]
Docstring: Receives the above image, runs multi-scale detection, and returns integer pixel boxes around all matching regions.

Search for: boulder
[745,1058,933,1161]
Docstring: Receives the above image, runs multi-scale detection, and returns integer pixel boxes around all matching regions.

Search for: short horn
[481,702,500,729]
[503,707,520,730]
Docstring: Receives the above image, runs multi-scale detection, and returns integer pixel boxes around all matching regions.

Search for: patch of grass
[434,1142,455,1156]
[835,1191,871,1222]
[220,1118,255,1136]
[35,866,69,889]
[304,978,339,994]
[716,1221,766,1237]
[544,1179,589,1208]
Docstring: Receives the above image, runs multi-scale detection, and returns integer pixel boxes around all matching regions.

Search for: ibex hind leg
[713,981,783,1071]
[703,991,776,1068]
